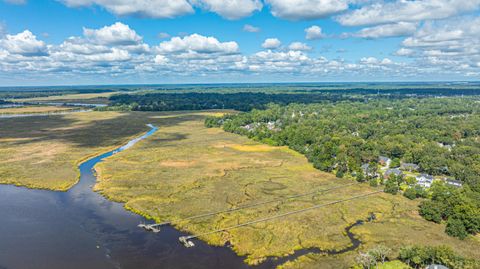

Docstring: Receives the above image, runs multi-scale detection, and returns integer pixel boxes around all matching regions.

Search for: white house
[416,174,434,188]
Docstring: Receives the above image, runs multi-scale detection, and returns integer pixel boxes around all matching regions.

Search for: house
[400,163,420,172]
[384,168,403,179]
[442,178,463,188]
[426,265,449,269]
[361,163,378,178]
[416,174,434,188]
[378,156,392,167]
[242,123,260,132]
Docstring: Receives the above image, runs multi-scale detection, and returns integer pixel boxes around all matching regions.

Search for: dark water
[0,124,366,269]
[0,126,250,269]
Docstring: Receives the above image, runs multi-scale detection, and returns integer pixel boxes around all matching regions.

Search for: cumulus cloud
[394,17,480,74]
[305,25,325,40]
[83,22,142,45]
[262,38,281,49]
[395,48,415,56]
[194,0,262,20]
[1,21,479,82]
[266,0,349,20]
[157,33,239,54]
[59,0,194,18]
[243,24,261,33]
[288,42,311,51]
[0,30,48,56]
[338,0,480,26]
[354,22,417,39]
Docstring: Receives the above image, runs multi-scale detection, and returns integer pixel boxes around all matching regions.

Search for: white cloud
[395,17,480,74]
[338,0,480,26]
[1,21,479,83]
[243,24,261,33]
[158,32,170,39]
[288,42,311,51]
[262,38,281,49]
[360,57,393,65]
[0,30,48,56]
[157,33,239,54]
[266,0,349,20]
[194,0,262,20]
[0,24,5,37]
[83,22,142,46]
[60,0,194,18]
[85,48,131,62]
[305,25,324,40]
[395,48,415,56]
[354,22,417,39]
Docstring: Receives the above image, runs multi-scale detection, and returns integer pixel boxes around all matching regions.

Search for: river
[0,124,365,269]
[0,125,250,269]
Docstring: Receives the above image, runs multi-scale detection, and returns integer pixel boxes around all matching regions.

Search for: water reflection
[0,125,250,269]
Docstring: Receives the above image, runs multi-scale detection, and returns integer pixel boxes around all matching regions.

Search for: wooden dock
[138,182,359,233]
[178,191,383,247]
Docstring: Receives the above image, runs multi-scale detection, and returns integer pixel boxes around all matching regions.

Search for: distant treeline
[108,92,369,111]
[292,87,480,96]
[0,89,116,99]
[0,99,12,105]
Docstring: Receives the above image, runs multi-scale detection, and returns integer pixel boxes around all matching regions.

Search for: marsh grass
[0,111,159,190]
[0,105,77,114]
[11,91,122,104]
[94,111,480,267]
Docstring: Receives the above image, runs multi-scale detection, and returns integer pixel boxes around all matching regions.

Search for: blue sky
[0,0,479,86]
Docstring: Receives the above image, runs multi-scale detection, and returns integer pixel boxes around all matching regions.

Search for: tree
[355,252,376,269]
[419,200,443,223]
[384,176,399,194]
[356,171,366,183]
[404,187,417,200]
[368,245,391,264]
[391,158,401,168]
[446,218,468,239]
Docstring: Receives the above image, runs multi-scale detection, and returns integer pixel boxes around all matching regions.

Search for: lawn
[94,111,480,267]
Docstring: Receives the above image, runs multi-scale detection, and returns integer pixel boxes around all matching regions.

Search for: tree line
[206,98,480,239]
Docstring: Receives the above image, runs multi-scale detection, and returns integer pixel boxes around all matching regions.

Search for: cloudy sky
[0,0,479,85]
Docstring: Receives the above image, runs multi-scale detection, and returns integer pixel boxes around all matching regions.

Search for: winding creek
[0,124,365,269]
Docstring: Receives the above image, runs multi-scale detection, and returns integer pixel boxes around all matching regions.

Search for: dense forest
[206,98,480,239]
[107,92,365,111]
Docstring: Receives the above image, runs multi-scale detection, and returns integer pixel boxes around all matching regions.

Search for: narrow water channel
[0,125,250,269]
[0,124,364,269]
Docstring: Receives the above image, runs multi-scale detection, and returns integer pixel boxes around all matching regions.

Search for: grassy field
[94,111,480,268]
[0,111,154,190]
[0,105,77,115]
[11,91,122,104]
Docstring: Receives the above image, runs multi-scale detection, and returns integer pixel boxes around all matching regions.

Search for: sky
[0,0,479,86]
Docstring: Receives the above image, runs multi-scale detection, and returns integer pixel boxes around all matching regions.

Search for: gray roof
[385,168,402,177]
[379,156,391,162]
[417,174,434,180]
[427,265,449,269]
[446,179,463,186]
[401,163,420,169]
